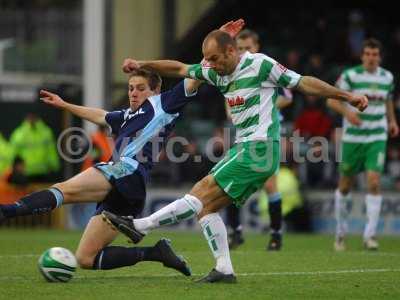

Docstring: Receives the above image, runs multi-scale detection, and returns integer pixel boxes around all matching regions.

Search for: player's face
[236,37,259,54]
[128,76,154,110]
[203,40,238,76]
[361,47,381,72]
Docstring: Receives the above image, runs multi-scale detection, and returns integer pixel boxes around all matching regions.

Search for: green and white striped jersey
[336,65,394,143]
[188,51,301,143]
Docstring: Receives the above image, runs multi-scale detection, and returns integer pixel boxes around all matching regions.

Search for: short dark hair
[236,29,259,44]
[203,30,237,51]
[363,38,382,52]
[129,69,162,91]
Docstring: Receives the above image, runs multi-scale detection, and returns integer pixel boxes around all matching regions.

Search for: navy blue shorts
[93,163,146,217]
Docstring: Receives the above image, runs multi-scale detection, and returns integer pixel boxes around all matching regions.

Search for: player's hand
[39,90,66,109]
[122,58,140,73]
[344,110,362,126]
[348,93,368,112]
[219,19,245,38]
[389,120,399,137]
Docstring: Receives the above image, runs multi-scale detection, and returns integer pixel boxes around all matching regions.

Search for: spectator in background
[81,124,113,171]
[386,145,400,190]
[347,11,366,63]
[294,95,332,138]
[3,156,28,187]
[179,140,209,183]
[311,17,329,55]
[285,49,302,73]
[0,132,13,176]
[294,95,332,187]
[304,53,327,81]
[10,113,60,182]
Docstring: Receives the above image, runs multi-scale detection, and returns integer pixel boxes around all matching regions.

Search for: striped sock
[199,213,234,275]
[334,189,351,238]
[133,194,203,234]
[363,194,382,240]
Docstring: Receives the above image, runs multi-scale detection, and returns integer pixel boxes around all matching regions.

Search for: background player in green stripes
[225,29,293,251]
[104,28,368,283]
[328,38,399,251]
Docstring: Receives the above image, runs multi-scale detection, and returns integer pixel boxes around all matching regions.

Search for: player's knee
[339,186,351,195]
[197,201,219,219]
[367,177,380,194]
[75,251,95,269]
[338,179,352,195]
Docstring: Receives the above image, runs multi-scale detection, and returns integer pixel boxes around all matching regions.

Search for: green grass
[0,229,399,299]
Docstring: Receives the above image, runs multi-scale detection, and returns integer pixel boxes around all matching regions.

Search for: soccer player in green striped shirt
[225,29,293,251]
[105,29,368,283]
[328,38,399,251]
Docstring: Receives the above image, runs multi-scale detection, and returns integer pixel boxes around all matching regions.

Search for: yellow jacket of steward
[0,133,13,176]
[10,119,60,176]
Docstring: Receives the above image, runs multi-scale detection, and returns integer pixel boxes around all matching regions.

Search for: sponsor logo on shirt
[128,108,145,119]
[227,96,245,107]
[121,108,146,127]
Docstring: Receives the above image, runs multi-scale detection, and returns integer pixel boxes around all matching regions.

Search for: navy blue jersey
[104,80,197,181]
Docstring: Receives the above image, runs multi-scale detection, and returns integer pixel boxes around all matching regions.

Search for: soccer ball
[38,247,77,282]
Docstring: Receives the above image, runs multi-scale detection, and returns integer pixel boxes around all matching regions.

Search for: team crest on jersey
[227,96,245,107]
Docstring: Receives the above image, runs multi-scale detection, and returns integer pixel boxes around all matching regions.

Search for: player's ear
[155,84,161,95]
[226,44,235,56]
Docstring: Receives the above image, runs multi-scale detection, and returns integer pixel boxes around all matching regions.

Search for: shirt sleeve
[260,58,302,89]
[187,62,218,86]
[105,110,124,134]
[160,80,198,114]
[387,74,395,100]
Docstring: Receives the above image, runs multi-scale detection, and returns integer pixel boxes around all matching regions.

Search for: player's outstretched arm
[122,59,190,78]
[40,90,107,125]
[296,76,368,112]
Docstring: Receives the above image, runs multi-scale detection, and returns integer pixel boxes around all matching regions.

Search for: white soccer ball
[38,247,77,282]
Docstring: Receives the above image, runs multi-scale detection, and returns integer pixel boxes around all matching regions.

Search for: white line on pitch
[0,268,399,281]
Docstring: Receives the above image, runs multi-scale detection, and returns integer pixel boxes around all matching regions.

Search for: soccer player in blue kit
[0,69,201,275]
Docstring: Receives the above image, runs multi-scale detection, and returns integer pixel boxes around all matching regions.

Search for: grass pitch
[0,229,399,299]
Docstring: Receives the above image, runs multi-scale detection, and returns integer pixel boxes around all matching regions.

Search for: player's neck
[363,64,379,74]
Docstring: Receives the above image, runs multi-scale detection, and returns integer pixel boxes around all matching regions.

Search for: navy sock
[93,246,161,270]
[226,204,242,232]
[268,193,282,234]
[0,188,63,218]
